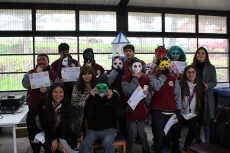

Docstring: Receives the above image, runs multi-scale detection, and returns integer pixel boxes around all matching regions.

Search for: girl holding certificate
[177,65,205,151]
[71,66,96,150]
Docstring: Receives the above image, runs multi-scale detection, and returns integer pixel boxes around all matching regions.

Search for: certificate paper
[171,61,187,74]
[59,139,79,153]
[61,67,80,82]
[29,71,50,89]
[127,85,147,110]
[164,114,178,135]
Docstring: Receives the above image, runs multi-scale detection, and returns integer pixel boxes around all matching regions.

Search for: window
[36,10,75,31]
[0,9,32,31]
[128,12,162,32]
[199,15,227,34]
[79,11,116,31]
[165,14,195,33]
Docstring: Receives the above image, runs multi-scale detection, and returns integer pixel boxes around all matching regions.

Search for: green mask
[95,83,109,94]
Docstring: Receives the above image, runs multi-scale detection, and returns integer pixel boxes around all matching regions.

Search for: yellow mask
[159,59,170,70]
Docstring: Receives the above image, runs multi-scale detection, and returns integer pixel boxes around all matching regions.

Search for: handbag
[209,103,230,149]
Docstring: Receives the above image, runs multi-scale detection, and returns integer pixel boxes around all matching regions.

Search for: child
[121,57,151,153]
[149,57,182,153]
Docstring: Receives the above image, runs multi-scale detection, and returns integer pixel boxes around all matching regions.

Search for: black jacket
[84,91,124,131]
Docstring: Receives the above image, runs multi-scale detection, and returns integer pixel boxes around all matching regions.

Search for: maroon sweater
[122,74,149,120]
[51,58,80,73]
[26,69,59,108]
[81,63,105,75]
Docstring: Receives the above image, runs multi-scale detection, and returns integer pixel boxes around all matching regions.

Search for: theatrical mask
[132,62,142,74]
[84,52,93,63]
[95,83,109,97]
[112,57,123,69]
[62,57,73,66]
[155,46,168,58]
[159,59,170,70]
[37,56,48,68]
[171,50,180,59]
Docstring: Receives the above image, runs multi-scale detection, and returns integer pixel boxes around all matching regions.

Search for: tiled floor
[0,124,200,153]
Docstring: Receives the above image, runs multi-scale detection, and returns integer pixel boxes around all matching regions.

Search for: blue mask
[171,50,180,59]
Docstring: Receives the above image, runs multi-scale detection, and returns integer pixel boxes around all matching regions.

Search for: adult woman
[31,83,72,153]
[193,47,217,143]
[71,66,96,148]
[56,54,76,101]
[178,65,205,150]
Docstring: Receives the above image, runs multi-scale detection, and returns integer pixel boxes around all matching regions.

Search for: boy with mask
[106,56,130,139]
[51,43,81,73]
[149,57,182,153]
[121,57,151,153]
[123,44,146,74]
[79,74,123,153]
[22,54,60,153]
[83,48,104,75]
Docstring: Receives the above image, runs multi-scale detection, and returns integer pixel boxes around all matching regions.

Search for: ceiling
[0,0,230,11]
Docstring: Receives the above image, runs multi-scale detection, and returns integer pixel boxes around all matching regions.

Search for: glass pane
[164,38,197,52]
[1,55,33,73]
[0,73,25,91]
[79,54,110,70]
[79,37,114,53]
[35,37,78,54]
[199,15,227,34]
[135,54,155,65]
[216,69,228,82]
[79,11,116,31]
[198,38,228,52]
[0,37,33,54]
[0,9,32,31]
[209,54,229,68]
[128,12,162,32]
[165,14,195,33]
[127,37,163,53]
[46,55,62,65]
[36,10,75,31]
[184,54,194,65]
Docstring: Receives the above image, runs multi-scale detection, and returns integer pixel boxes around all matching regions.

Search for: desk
[213,87,230,106]
[0,105,28,153]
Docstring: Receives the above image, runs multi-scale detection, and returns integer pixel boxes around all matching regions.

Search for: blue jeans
[197,125,210,142]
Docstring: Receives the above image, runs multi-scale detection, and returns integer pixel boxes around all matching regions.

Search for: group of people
[22,43,217,153]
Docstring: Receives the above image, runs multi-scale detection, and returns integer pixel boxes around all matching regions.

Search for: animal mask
[83,52,93,63]
[132,62,142,74]
[95,83,109,97]
[37,56,48,68]
[155,46,168,58]
[159,59,170,70]
[112,57,123,69]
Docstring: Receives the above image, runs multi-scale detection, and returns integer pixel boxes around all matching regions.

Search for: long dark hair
[44,83,72,132]
[76,66,96,94]
[182,65,204,109]
[193,47,211,67]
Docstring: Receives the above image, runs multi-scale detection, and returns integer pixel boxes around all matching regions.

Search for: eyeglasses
[186,71,196,75]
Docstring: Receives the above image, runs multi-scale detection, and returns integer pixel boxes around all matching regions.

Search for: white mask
[62,57,68,66]
[98,93,106,97]
[112,58,123,69]
[132,62,142,74]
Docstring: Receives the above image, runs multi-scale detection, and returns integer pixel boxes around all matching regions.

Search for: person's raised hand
[106,89,113,99]
[36,66,43,73]
[40,86,47,93]
[85,60,92,67]
[60,78,65,84]
[51,140,58,153]
[90,88,98,96]
[71,63,76,67]
[143,88,149,95]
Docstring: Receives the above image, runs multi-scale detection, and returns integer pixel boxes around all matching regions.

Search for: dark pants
[118,116,128,140]
[178,115,199,148]
[27,107,41,151]
[152,110,180,153]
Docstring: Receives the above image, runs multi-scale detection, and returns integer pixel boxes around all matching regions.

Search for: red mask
[155,46,168,58]
[37,56,48,68]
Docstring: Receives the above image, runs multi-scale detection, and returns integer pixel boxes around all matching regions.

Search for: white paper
[127,85,147,110]
[164,114,178,135]
[29,71,50,89]
[59,139,79,153]
[171,61,187,74]
[32,131,45,144]
[144,85,148,90]
[61,67,80,82]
